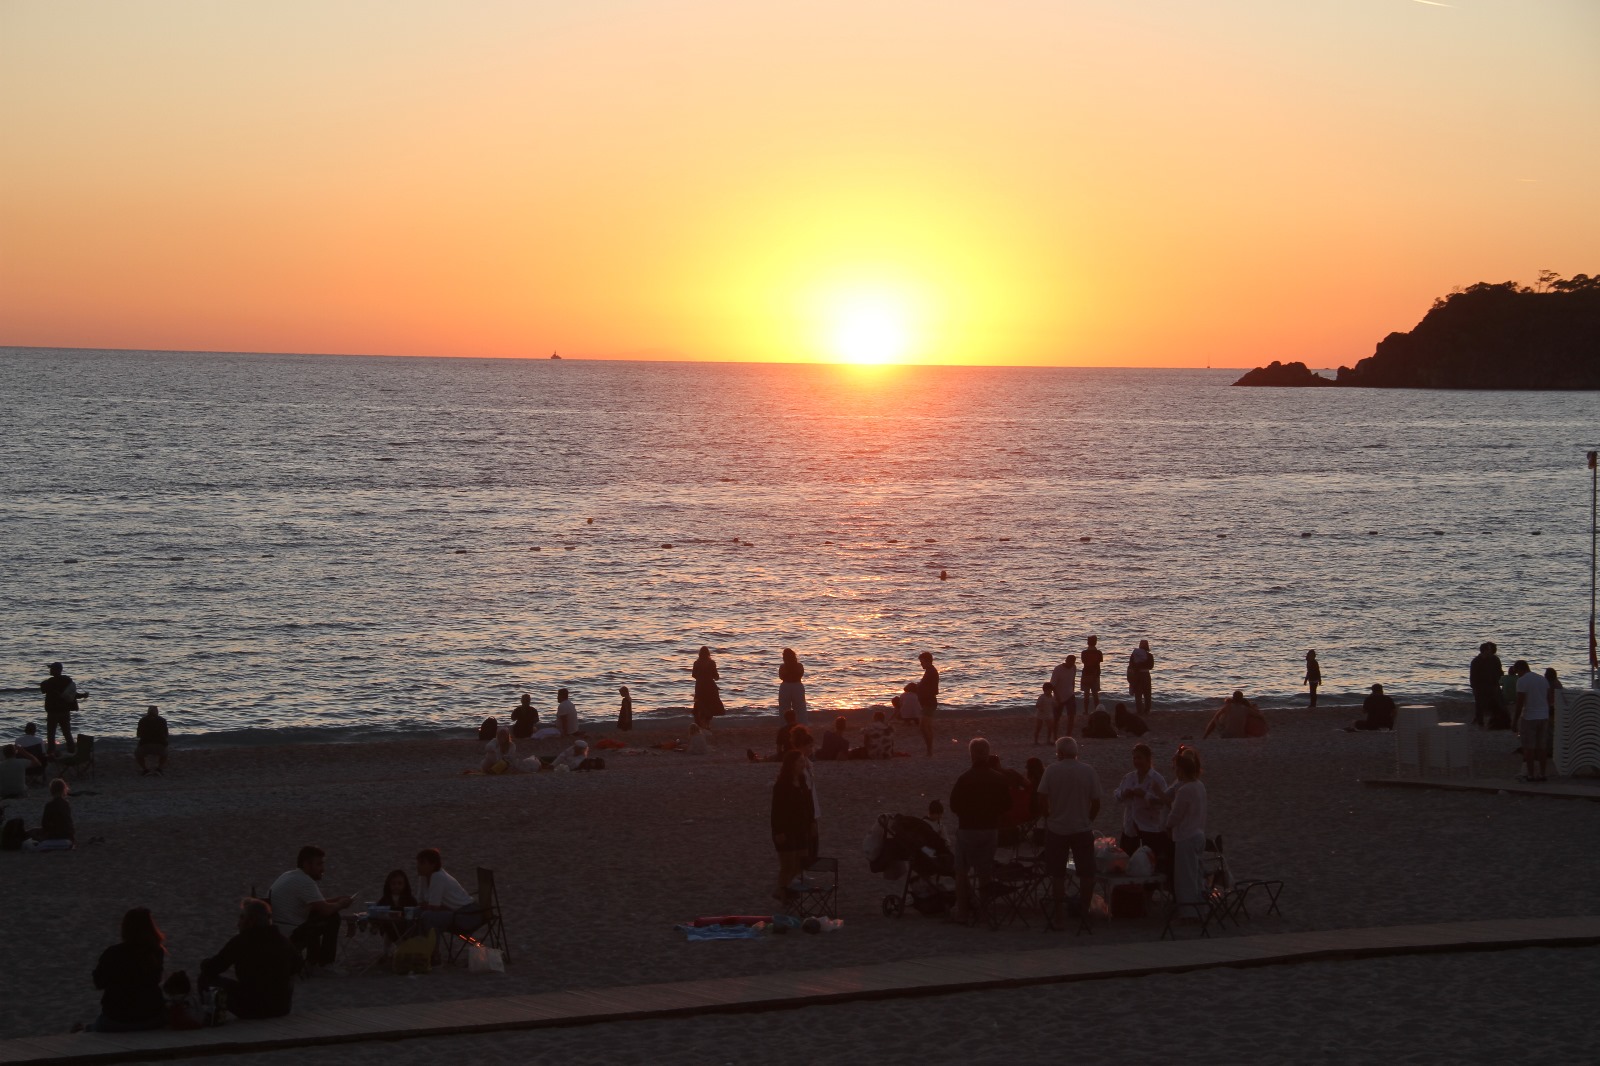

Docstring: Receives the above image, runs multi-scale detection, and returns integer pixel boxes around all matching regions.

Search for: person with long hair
[769,749,815,902]
[87,907,167,1032]
[1161,746,1208,908]
[777,648,806,719]
[199,898,297,1020]
[376,869,419,943]
[691,647,724,730]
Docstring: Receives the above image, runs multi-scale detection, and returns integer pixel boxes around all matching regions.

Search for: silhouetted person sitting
[1113,702,1149,737]
[1082,703,1118,739]
[477,716,499,742]
[509,695,539,738]
[1349,684,1397,731]
[1204,691,1268,739]
[201,897,297,1019]
[135,705,169,776]
[1,743,40,799]
[748,709,798,763]
[29,777,75,845]
[86,908,167,1032]
[268,845,353,969]
[818,716,850,761]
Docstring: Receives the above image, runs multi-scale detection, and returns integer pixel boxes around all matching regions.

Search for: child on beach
[1034,682,1056,744]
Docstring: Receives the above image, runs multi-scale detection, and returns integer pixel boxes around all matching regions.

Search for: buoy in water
[661,543,674,548]
[1079,536,1091,542]
[1300,532,1312,538]
[939,570,949,580]
[587,518,593,524]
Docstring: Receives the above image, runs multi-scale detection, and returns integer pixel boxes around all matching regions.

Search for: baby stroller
[867,813,956,918]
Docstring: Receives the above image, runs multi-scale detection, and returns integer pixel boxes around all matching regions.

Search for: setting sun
[827,294,912,365]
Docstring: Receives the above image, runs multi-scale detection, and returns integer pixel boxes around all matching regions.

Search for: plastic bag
[467,944,505,973]
[1126,845,1155,878]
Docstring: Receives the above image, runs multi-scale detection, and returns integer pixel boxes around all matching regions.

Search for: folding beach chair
[53,735,96,782]
[1208,836,1284,922]
[445,867,512,965]
[787,857,839,920]
[1161,838,1233,939]
[981,855,1046,930]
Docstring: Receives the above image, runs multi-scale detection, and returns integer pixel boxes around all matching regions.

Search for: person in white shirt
[1112,743,1169,865]
[1512,660,1552,782]
[415,848,484,937]
[556,689,580,736]
[1036,737,1102,912]
[16,723,46,773]
[1159,746,1208,907]
[267,845,353,966]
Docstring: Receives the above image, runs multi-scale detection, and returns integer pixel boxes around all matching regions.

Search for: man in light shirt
[267,845,353,967]
[556,689,580,736]
[1112,743,1170,873]
[416,848,485,938]
[1037,736,1102,914]
[1512,660,1552,782]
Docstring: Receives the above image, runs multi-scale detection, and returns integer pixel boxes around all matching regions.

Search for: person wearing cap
[1349,684,1397,731]
[40,662,86,755]
[554,738,598,770]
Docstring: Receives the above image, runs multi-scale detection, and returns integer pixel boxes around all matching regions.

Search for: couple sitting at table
[376,849,485,944]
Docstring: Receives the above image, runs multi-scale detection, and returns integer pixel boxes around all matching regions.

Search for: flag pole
[1590,449,1598,689]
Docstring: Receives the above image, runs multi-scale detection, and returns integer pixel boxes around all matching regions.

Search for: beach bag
[0,818,24,851]
[391,930,437,974]
[467,944,505,974]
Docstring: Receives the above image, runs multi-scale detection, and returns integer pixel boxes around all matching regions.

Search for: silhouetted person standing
[1079,637,1103,715]
[692,647,724,730]
[1469,642,1506,729]
[1303,650,1322,708]
[40,662,84,755]
[1127,640,1154,716]
[916,652,939,757]
[777,648,806,719]
[1050,655,1076,739]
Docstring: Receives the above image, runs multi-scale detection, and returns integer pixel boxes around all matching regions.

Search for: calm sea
[1,347,1594,742]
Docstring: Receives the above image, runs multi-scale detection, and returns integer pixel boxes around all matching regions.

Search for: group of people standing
[1469,642,1567,781]
[1035,637,1154,743]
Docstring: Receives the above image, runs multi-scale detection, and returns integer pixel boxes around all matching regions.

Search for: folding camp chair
[445,867,512,965]
[53,735,95,782]
[1160,840,1232,939]
[787,857,839,920]
[981,856,1046,930]
[1206,837,1284,922]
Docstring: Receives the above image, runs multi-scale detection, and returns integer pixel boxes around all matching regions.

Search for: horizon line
[0,343,1268,373]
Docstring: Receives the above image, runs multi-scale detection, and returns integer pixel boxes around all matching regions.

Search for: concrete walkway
[4,916,1597,1065]
[1363,776,1600,800]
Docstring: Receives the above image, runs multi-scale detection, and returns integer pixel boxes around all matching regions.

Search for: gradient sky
[3,0,1596,366]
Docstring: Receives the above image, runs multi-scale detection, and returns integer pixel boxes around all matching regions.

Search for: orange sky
[2,0,1596,366]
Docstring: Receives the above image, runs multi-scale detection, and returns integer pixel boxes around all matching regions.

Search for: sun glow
[827,294,912,365]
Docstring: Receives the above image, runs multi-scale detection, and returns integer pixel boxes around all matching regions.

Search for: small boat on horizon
[550,352,562,360]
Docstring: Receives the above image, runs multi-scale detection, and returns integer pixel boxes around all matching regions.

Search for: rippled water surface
[1,348,1593,740]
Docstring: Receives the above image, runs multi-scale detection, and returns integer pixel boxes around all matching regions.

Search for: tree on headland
[1239,273,1599,389]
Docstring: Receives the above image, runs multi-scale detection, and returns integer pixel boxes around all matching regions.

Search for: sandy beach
[4,703,1598,1063]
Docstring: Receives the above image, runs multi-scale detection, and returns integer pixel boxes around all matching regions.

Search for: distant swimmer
[1079,638,1103,716]
[1127,640,1155,716]
[509,694,540,739]
[1303,650,1322,708]
[777,648,806,719]
[691,647,724,730]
